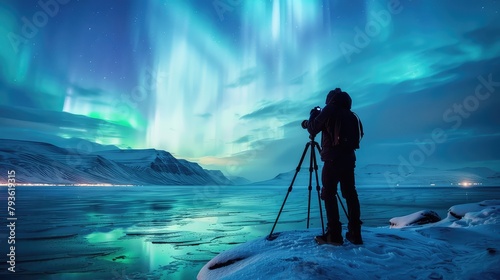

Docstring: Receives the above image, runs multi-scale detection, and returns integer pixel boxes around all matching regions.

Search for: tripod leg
[336,192,350,221]
[267,142,311,241]
[306,141,314,229]
[312,142,325,235]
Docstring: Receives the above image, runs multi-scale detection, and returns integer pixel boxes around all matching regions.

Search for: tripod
[267,135,349,241]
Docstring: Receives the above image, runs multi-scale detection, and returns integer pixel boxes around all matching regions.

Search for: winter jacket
[306,91,357,168]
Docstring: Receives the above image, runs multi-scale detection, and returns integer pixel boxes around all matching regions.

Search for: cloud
[0,79,62,110]
[463,26,500,48]
[197,113,213,119]
[240,102,282,120]
[288,71,309,85]
[240,100,304,120]
[226,67,259,88]
[429,44,469,57]
[352,53,500,169]
[426,133,500,165]
[199,134,306,181]
[69,85,106,97]
[282,120,303,130]
[233,135,252,144]
[0,105,136,147]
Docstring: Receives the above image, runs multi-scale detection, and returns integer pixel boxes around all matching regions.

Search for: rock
[390,210,441,228]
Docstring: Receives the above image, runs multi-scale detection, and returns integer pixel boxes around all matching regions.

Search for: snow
[198,200,500,280]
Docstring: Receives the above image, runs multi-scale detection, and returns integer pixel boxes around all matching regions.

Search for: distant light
[459,181,474,188]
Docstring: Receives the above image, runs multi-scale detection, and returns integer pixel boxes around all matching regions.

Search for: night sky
[0,0,499,181]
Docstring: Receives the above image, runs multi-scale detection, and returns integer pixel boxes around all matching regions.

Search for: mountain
[226,175,253,185]
[490,172,500,179]
[448,167,497,178]
[254,164,500,187]
[252,169,320,187]
[0,139,232,185]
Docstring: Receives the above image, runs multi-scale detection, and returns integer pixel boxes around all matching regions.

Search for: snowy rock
[448,200,500,219]
[389,210,441,228]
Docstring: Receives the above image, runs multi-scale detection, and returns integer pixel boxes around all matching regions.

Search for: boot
[346,224,363,245]
[315,228,343,246]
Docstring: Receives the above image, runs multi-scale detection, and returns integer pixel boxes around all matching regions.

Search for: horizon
[1,137,499,186]
[1,0,499,181]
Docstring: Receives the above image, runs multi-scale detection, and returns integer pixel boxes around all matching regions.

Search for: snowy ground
[198,200,500,280]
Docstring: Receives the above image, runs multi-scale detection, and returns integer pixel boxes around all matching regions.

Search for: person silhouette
[305,88,364,245]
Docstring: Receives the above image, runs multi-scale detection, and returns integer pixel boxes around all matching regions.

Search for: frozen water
[0,185,498,279]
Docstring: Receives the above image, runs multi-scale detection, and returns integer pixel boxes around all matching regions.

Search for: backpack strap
[353,112,364,144]
[333,118,341,146]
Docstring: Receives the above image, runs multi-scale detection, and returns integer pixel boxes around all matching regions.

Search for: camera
[301,106,321,129]
[312,106,322,112]
[301,120,308,129]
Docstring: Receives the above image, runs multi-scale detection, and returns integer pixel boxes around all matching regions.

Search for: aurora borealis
[0,0,499,181]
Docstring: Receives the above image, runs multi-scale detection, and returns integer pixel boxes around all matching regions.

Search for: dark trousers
[322,160,361,234]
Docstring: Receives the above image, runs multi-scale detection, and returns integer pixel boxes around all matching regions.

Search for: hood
[326,89,352,109]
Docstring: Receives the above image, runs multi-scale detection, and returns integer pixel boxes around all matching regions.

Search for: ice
[2,185,499,279]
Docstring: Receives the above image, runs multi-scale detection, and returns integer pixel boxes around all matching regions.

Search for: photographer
[303,88,364,245]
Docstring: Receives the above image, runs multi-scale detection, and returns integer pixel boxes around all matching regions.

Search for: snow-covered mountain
[254,164,500,187]
[226,175,253,185]
[0,139,232,185]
